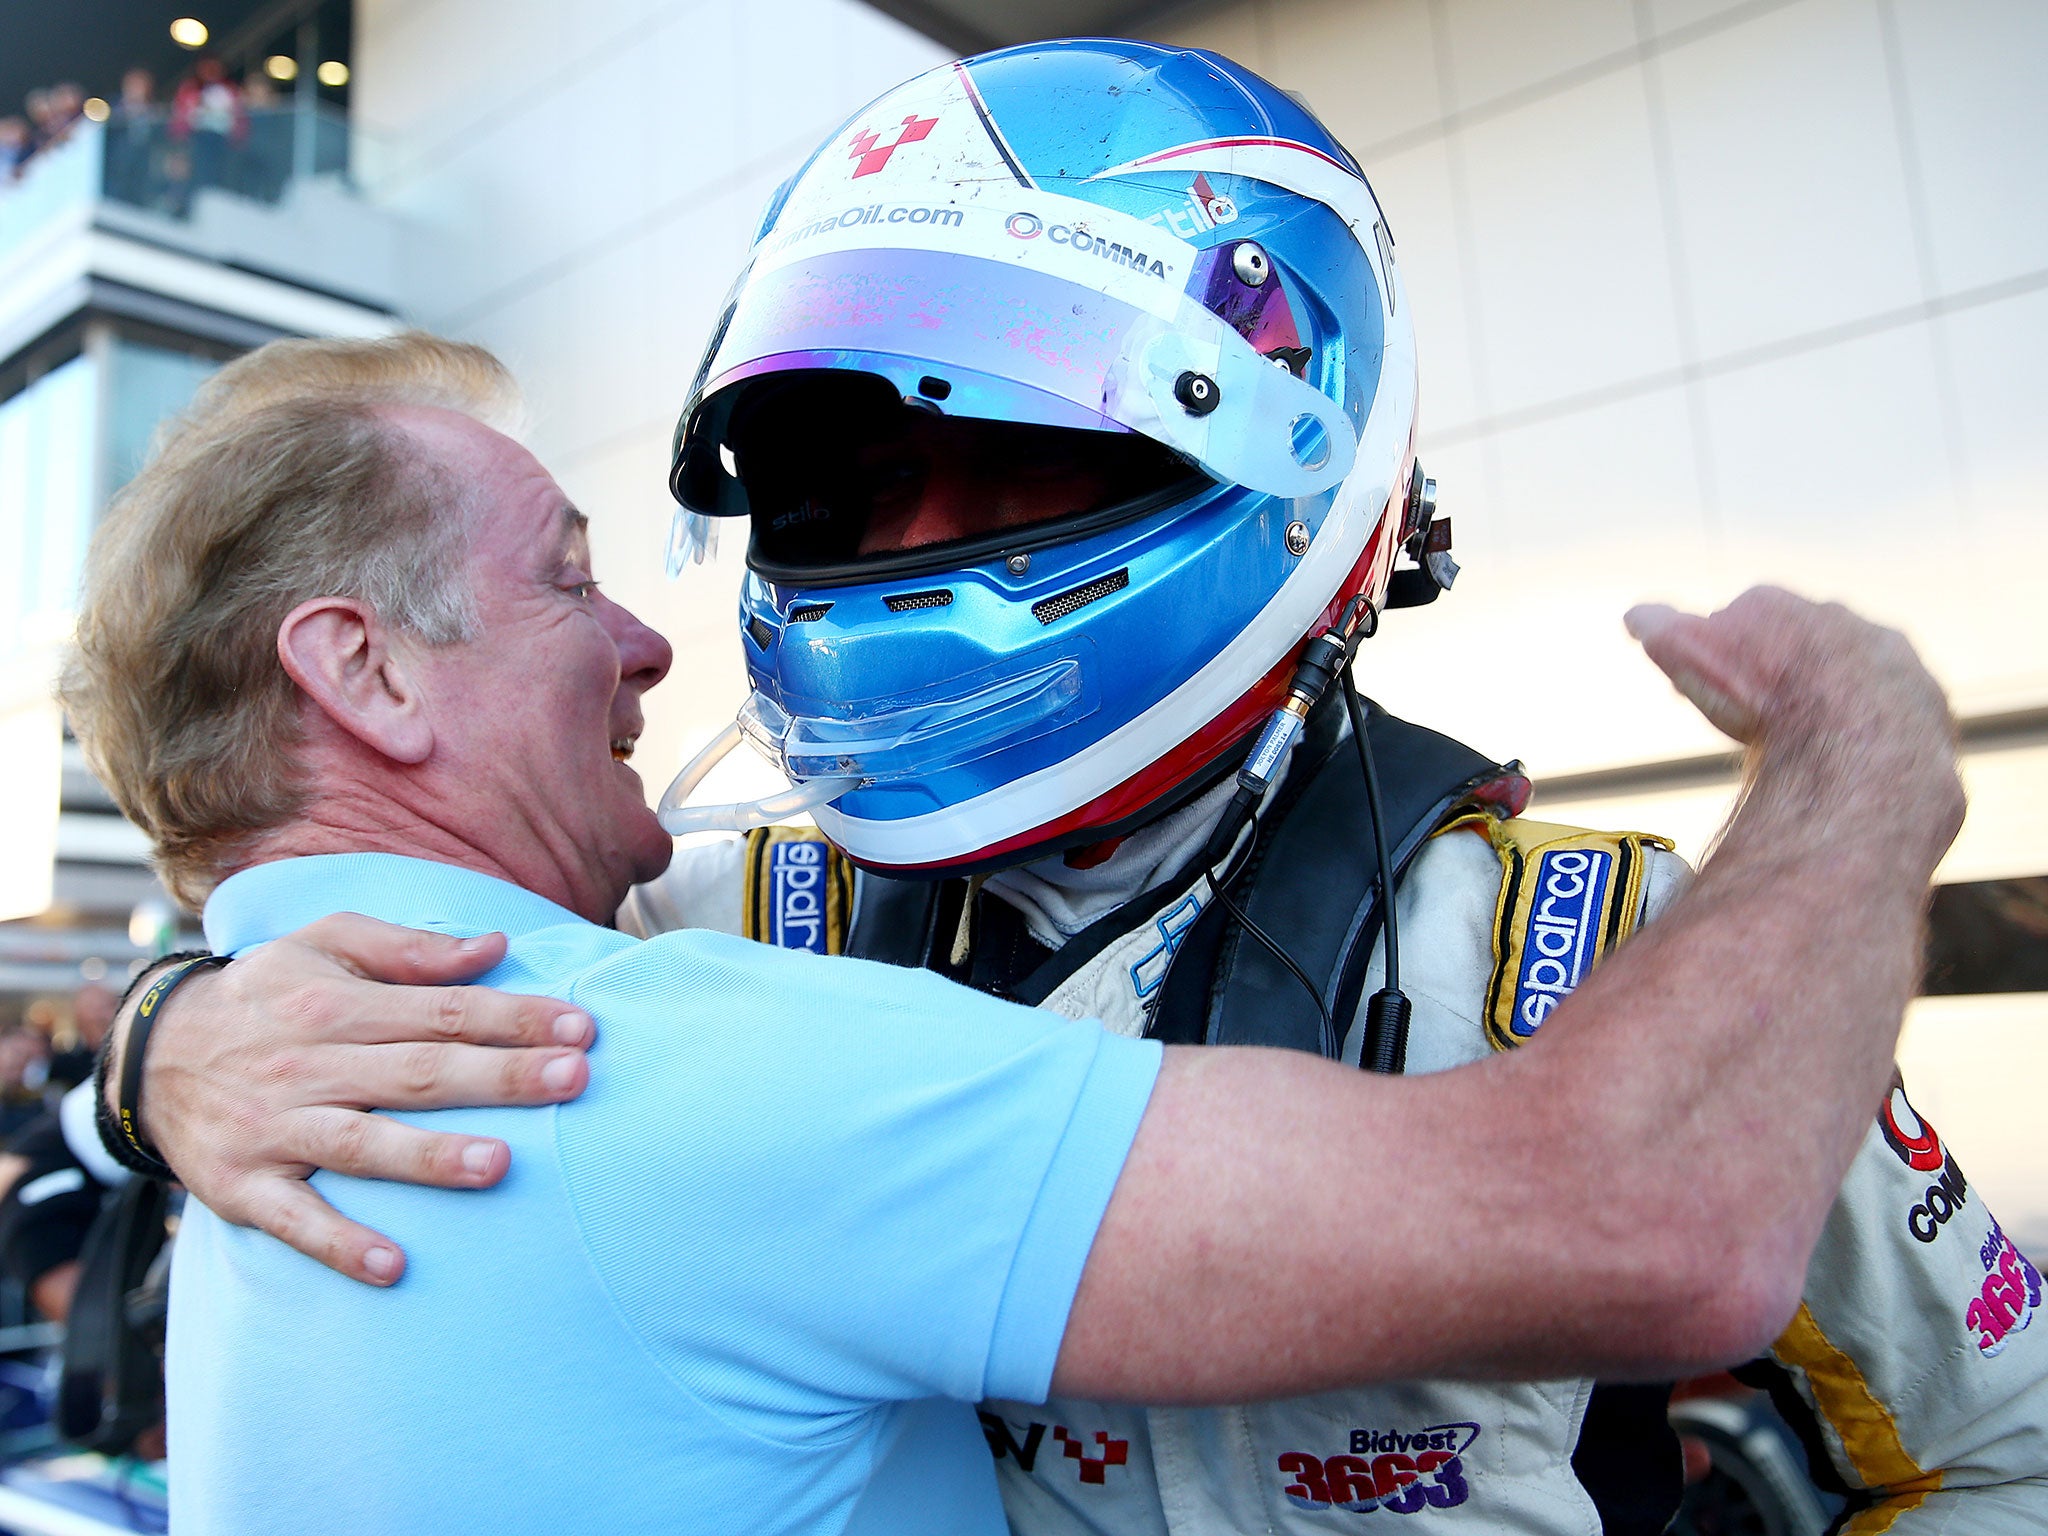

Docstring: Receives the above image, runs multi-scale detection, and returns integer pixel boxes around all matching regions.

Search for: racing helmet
[666,38,1432,875]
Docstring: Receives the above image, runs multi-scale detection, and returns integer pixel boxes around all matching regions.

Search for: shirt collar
[203,853,587,956]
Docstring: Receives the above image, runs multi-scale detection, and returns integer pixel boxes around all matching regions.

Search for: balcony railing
[0,104,359,269]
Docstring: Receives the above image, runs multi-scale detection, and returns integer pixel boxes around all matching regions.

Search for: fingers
[241,1175,409,1287]
[287,1107,511,1188]
[1625,602,1762,744]
[1625,591,1958,836]
[344,979,594,1051]
[309,1040,588,1110]
[287,912,509,984]
[226,924,593,1050]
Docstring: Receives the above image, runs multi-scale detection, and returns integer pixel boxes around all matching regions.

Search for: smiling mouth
[611,737,637,762]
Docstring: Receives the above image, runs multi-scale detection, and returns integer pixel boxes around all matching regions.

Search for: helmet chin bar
[659,651,1093,838]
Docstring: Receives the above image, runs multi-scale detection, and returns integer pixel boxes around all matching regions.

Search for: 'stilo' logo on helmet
[1145,173,1240,239]
[847,113,938,178]
[1005,211,1043,239]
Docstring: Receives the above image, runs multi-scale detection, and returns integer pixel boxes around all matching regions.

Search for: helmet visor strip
[674,195,1358,514]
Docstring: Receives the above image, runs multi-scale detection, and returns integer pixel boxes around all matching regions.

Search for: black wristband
[93,951,228,1181]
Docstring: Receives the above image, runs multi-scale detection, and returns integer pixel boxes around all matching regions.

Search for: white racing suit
[623,711,2048,1536]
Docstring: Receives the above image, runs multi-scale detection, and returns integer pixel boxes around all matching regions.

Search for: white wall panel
[1653,0,1923,358]
[357,0,677,180]
[1698,319,1957,546]
[1369,137,1483,432]
[1644,0,1790,35]
[1486,380,1707,558]
[1436,0,1636,113]
[1888,0,2048,297]
[1454,68,1684,417]
[1943,285,2048,520]
[1267,0,1442,151]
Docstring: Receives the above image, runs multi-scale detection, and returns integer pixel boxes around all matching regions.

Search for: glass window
[105,338,220,493]
[0,353,96,660]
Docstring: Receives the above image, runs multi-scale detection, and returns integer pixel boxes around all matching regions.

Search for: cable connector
[1360,986,1410,1074]
[1198,623,1356,879]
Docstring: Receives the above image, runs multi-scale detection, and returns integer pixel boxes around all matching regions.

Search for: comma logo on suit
[1879,1086,1972,1244]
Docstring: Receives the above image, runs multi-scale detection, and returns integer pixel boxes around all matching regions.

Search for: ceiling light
[316,60,350,87]
[170,17,209,49]
[265,55,299,81]
[82,97,110,122]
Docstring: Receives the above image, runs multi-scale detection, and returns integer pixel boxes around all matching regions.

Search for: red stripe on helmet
[1127,135,1359,176]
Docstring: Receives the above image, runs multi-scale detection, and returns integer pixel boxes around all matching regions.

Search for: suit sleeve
[1741,1077,2048,1534]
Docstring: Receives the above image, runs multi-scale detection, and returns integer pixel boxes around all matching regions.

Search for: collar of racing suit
[981,748,1296,952]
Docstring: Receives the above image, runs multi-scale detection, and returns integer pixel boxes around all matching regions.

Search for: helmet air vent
[787,602,834,624]
[1032,568,1130,624]
[746,615,776,649]
[884,588,954,613]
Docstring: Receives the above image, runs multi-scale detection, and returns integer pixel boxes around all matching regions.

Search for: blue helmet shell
[671,39,1419,872]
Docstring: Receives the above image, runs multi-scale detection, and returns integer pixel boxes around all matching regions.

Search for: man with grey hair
[67,333,1966,1533]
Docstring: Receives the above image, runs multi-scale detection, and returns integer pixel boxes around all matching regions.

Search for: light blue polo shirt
[168,854,1161,1535]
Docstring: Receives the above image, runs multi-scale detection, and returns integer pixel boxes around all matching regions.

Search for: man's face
[391,408,674,921]
[853,414,1112,555]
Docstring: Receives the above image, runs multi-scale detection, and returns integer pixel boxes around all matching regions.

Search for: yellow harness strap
[1437,812,1673,1053]
[740,826,855,956]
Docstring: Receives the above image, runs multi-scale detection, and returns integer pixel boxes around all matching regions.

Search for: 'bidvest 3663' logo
[1277,1423,1478,1515]
[1968,1224,2043,1358]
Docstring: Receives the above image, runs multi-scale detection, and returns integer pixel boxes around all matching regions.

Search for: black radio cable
[1341,661,1411,1074]
[1201,808,1337,1059]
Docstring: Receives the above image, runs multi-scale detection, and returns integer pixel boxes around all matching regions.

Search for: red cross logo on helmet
[847,113,938,177]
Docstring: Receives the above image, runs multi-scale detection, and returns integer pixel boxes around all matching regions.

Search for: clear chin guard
[657,653,1093,836]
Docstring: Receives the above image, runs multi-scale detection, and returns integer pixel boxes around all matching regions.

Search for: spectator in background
[0,1102,112,1326]
[22,89,55,155]
[44,83,86,148]
[0,987,131,1335]
[167,59,245,216]
[0,1029,50,1139]
[238,74,290,201]
[106,67,162,209]
[0,117,29,181]
[45,983,116,1095]
[0,983,128,1327]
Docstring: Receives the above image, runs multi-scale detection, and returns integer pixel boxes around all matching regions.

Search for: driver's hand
[121,913,593,1286]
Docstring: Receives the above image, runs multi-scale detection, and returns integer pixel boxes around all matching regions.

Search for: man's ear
[277,598,434,765]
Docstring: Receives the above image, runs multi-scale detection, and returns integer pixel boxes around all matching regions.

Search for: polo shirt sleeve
[553,930,1161,1437]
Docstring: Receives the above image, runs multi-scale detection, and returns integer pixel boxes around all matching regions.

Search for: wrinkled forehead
[381,402,580,555]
